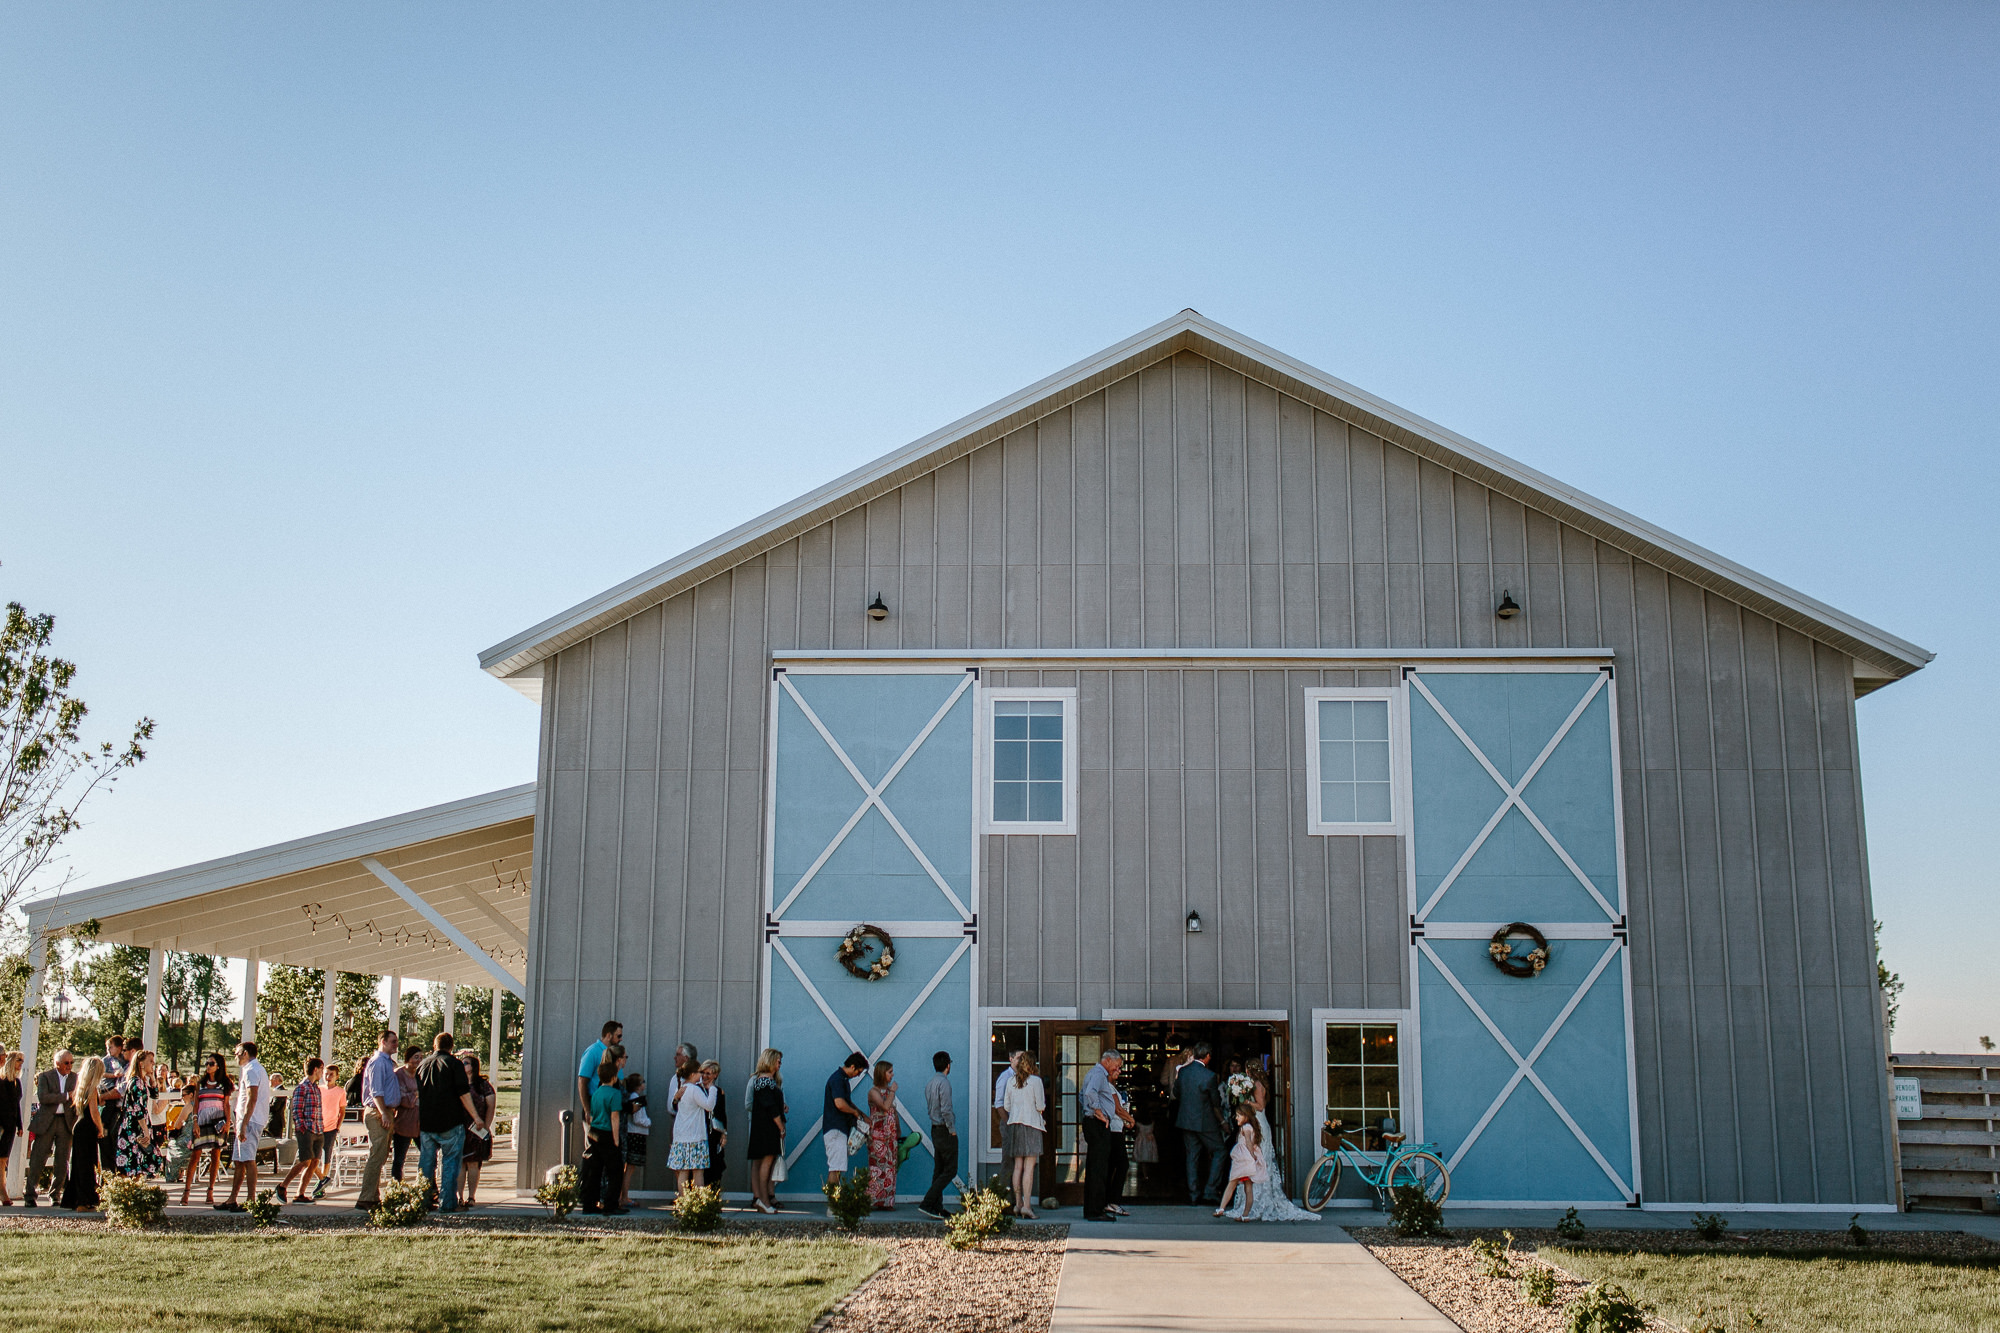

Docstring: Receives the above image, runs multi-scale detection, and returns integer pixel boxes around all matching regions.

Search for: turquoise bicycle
[1301,1119,1450,1212]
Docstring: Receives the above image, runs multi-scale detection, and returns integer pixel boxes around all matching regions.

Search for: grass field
[0,1229,884,1333]
[1548,1243,2000,1333]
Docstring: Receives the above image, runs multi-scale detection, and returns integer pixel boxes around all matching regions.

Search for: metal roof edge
[479,310,1932,684]
[21,783,538,929]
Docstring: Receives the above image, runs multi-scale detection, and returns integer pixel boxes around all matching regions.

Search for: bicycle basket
[1320,1120,1342,1151]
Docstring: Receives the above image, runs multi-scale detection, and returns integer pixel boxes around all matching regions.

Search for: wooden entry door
[1037,1022,1114,1207]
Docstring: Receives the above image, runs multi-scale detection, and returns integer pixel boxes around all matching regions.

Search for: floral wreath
[1488,922,1550,978]
[836,924,895,981]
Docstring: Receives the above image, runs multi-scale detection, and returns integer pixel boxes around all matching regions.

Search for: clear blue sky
[4,5,1992,1051]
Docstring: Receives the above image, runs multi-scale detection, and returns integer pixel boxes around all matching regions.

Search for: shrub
[1519,1265,1558,1307]
[369,1178,436,1229]
[1562,1281,1652,1333]
[672,1183,724,1232]
[1690,1211,1728,1241]
[823,1171,872,1230]
[1469,1231,1514,1278]
[1553,1206,1587,1240]
[945,1185,1015,1251]
[1387,1184,1447,1237]
[245,1189,283,1227]
[1848,1213,1870,1247]
[101,1178,166,1229]
[536,1165,580,1220]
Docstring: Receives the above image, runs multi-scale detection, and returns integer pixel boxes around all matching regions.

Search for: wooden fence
[1890,1053,1999,1211]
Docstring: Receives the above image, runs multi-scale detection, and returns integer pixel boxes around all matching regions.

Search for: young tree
[80,944,151,1044]
[1874,920,1904,1037]
[166,951,235,1072]
[256,964,326,1077]
[1,595,155,925]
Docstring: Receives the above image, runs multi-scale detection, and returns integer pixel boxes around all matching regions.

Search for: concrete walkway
[1050,1208,1456,1333]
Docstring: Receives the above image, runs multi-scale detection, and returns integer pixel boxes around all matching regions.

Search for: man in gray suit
[25,1049,76,1208]
[1173,1042,1227,1205]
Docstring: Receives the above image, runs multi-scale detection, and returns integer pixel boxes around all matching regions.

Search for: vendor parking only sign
[1894,1076,1922,1120]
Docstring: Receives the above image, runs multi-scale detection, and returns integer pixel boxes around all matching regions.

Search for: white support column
[320,971,338,1064]
[489,988,503,1078]
[444,985,457,1042]
[388,976,402,1036]
[142,947,165,1054]
[240,952,259,1044]
[9,922,48,1198]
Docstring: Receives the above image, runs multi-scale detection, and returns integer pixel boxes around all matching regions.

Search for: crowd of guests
[0,1031,500,1215]
[569,1021,966,1222]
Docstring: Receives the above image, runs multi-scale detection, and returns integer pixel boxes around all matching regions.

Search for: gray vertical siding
[520,349,1892,1205]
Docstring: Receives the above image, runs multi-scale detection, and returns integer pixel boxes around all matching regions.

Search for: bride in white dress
[1233,1071,1320,1222]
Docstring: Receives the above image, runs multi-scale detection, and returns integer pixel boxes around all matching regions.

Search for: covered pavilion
[9,784,534,1196]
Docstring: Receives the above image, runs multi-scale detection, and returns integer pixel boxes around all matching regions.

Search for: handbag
[847,1125,869,1157]
[771,1153,788,1183]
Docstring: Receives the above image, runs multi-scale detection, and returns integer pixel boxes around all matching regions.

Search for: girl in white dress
[1214,1105,1266,1220]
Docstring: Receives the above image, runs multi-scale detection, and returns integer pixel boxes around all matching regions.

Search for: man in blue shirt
[1079,1049,1126,1221]
[576,1020,623,1114]
[822,1051,868,1196]
[356,1029,402,1210]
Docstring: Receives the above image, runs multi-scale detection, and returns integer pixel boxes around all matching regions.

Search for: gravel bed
[815,1230,1066,1333]
[1353,1230,1597,1333]
[1353,1226,2000,1333]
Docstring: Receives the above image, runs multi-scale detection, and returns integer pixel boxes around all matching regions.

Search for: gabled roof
[479,311,1932,690]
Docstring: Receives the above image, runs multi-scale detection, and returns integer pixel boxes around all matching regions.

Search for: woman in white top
[1002,1051,1046,1220]
[668,1058,719,1195]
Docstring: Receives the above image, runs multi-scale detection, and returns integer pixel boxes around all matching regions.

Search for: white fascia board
[478,310,1933,683]
[20,784,537,931]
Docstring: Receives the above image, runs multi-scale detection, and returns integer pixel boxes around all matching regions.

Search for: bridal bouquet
[1225,1072,1256,1106]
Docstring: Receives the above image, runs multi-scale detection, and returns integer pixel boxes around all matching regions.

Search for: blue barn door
[1408,667,1640,1205]
[763,668,977,1197]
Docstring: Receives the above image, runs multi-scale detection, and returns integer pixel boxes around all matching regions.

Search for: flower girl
[1213,1104,1267,1221]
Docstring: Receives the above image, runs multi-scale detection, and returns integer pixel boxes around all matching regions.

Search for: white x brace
[772,672,974,921]
[1408,672,1617,923]
[774,935,974,1174]
[1417,937,1632,1197]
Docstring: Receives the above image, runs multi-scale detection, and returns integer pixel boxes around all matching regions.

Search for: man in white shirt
[219,1041,270,1213]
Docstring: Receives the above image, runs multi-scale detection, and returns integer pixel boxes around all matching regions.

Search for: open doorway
[1036,1018,1289,1206]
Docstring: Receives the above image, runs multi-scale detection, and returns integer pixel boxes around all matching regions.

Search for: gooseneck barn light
[1495,591,1521,620]
[867,593,889,622]
[1185,910,1204,934]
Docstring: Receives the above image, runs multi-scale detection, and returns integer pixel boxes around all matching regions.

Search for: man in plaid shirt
[276,1057,324,1205]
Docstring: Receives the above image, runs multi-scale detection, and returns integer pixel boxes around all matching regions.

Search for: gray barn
[485,311,1928,1210]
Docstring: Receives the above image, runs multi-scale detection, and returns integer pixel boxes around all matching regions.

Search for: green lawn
[1547,1243,2000,1333]
[0,1230,884,1333]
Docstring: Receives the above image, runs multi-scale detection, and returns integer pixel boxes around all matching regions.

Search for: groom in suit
[1173,1042,1228,1205]
[25,1049,77,1208]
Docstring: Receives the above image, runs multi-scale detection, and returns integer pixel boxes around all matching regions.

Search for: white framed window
[1304,688,1403,834]
[1309,1008,1415,1169]
[982,688,1077,834]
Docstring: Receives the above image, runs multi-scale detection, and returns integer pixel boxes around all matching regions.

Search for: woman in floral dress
[115,1049,164,1177]
[866,1060,898,1210]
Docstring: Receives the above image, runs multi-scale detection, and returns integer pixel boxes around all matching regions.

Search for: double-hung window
[1305,687,1401,834]
[984,688,1077,833]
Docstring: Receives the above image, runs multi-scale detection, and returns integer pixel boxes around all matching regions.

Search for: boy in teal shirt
[581,1062,626,1214]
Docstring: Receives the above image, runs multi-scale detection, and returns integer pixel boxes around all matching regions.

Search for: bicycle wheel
[1385,1151,1450,1205]
[1302,1153,1343,1211]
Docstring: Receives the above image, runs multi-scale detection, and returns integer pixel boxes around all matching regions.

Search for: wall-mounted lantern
[1185,910,1204,934]
[867,593,889,622]
[1495,591,1521,620]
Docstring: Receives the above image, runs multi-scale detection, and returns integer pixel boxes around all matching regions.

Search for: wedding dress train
[1232,1110,1321,1222]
